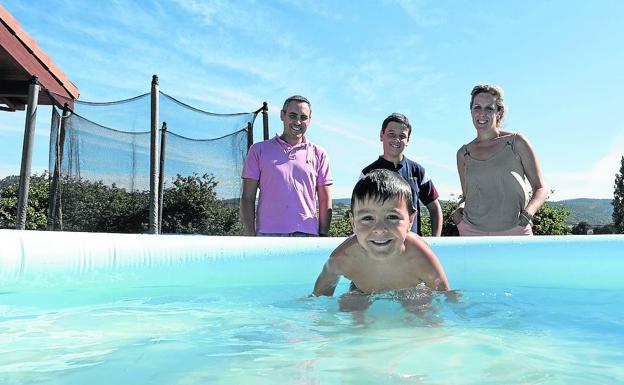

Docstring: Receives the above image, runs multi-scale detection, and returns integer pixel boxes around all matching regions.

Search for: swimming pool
[1,230,623,384]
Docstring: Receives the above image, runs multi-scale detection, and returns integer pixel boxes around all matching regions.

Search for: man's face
[380,122,410,159]
[350,196,415,259]
[280,101,311,144]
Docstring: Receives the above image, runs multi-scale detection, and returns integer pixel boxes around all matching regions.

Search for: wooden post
[15,76,40,230]
[262,101,269,140]
[149,75,159,234]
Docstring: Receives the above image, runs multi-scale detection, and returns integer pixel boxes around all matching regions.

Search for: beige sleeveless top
[462,134,529,231]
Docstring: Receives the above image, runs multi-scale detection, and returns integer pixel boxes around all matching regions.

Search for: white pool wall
[1,230,623,292]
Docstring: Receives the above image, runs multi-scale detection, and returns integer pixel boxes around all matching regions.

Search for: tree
[613,156,624,233]
[532,202,571,235]
[438,193,570,236]
[571,221,590,235]
[329,211,352,237]
[161,173,241,235]
[2,172,242,235]
[593,224,614,234]
[420,215,432,237]
[0,173,49,230]
[441,196,460,236]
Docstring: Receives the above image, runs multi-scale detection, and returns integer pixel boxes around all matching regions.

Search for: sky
[1,0,623,200]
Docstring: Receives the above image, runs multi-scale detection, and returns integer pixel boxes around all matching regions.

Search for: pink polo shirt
[242,135,333,235]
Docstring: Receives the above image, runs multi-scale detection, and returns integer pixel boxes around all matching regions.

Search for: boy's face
[380,122,410,159]
[350,196,416,259]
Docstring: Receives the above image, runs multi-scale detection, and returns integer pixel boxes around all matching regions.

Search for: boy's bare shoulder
[404,233,438,262]
[328,235,361,267]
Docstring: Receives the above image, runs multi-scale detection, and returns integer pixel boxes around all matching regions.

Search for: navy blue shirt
[361,156,439,235]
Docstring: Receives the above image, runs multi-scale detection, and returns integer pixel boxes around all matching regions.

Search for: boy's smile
[380,122,410,163]
[351,196,415,259]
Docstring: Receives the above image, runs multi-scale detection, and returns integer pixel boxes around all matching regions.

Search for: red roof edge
[0,5,80,101]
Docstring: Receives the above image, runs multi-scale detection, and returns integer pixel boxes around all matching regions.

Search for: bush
[0,173,49,230]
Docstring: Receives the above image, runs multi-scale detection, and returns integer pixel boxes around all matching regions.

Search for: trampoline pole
[149,75,160,234]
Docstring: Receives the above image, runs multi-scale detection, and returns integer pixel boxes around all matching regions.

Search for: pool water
[2,281,623,384]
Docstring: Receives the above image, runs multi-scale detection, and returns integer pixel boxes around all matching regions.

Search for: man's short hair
[381,113,412,138]
[282,95,312,113]
[351,169,416,215]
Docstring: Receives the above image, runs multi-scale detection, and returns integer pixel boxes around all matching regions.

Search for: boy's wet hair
[351,169,416,215]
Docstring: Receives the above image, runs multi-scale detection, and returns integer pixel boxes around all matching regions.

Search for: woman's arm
[515,134,548,216]
[452,146,468,224]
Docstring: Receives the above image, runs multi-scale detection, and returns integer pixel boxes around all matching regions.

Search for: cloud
[547,131,624,200]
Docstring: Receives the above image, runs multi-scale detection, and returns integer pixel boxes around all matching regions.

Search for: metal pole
[47,103,69,231]
[16,76,40,230]
[262,101,269,140]
[246,121,253,151]
[157,122,167,234]
[149,75,159,234]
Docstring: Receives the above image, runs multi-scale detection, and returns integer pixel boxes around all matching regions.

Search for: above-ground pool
[1,230,623,384]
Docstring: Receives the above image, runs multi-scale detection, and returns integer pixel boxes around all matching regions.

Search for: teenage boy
[361,113,442,236]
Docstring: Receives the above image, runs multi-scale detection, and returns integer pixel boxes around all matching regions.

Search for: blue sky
[1,0,623,200]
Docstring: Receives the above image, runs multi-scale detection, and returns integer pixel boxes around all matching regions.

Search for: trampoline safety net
[48,92,257,235]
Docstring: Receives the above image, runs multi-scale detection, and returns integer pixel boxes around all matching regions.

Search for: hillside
[332,198,614,225]
[553,198,613,225]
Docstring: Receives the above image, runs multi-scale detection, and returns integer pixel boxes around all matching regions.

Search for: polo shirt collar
[377,155,405,171]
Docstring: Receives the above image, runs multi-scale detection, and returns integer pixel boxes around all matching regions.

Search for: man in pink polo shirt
[240,95,333,236]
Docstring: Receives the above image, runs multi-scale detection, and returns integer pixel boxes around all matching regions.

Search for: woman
[453,84,547,236]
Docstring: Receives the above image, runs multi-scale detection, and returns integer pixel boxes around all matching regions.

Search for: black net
[48,108,152,232]
[48,92,257,234]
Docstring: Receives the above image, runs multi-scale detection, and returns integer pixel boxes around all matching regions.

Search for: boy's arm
[313,257,342,296]
[411,236,450,291]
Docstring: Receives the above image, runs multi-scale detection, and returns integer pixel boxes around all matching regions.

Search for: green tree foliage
[593,224,614,234]
[0,173,49,230]
[1,173,240,235]
[437,194,570,236]
[420,215,432,237]
[55,177,149,232]
[571,221,590,235]
[441,196,460,236]
[329,210,353,237]
[161,173,241,235]
[613,156,624,233]
[531,202,571,235]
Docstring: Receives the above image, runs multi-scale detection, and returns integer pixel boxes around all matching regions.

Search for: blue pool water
[1,231,623,384]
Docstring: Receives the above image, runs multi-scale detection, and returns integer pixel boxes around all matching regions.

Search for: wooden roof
[0,5,79,111]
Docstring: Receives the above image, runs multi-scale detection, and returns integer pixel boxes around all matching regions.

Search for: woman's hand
[518,209,533,227]
[452,207,464,225]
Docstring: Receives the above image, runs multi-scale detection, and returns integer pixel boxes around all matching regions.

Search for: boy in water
[313,169,449,297]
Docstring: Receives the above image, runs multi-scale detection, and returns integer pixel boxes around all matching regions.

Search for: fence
[47,76,268,234]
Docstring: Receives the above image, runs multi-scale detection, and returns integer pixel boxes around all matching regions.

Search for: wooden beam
[0,12,78,102]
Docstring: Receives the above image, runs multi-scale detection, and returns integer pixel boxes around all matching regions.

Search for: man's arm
[426,199,443,237]
[313,258,341,296]
[317,184,333,236]
[240,178,259,236]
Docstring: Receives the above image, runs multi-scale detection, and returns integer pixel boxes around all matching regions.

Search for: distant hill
[332,197,614,225]
[553,198,613,225]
